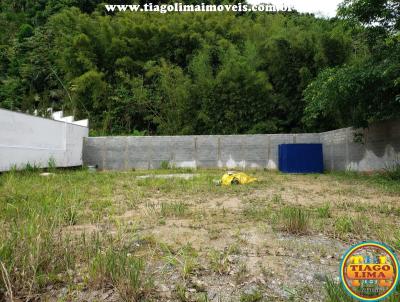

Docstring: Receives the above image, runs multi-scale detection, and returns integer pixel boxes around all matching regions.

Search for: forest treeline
[0,0,399,135]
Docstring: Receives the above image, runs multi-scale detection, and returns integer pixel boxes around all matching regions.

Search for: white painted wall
[0,108,89,171]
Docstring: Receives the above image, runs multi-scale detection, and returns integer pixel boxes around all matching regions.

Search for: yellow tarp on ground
[221,172,257,186]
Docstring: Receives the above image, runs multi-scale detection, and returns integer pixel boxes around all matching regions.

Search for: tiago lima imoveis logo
[340,241,399,301]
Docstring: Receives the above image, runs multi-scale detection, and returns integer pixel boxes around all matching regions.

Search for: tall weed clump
[90,249,153,301]
[281,206,309,234]
[0,172,84,298]
[0,215,77,296]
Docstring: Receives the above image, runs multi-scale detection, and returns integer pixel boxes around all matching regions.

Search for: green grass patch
[0,168,399,300]
[90,249,153,301]
[240,289,263,302]
[281,206,310,234]
[334,216,353,236]
[324,277,400,302]
[162,244,199,280]
[330,171,400,194]
[316,203,331,218]
[160,201,189,217]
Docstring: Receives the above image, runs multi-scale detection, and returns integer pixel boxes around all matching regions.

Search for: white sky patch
[249,0,343,17]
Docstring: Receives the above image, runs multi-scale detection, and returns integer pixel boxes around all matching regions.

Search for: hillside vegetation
[0,0,398,135]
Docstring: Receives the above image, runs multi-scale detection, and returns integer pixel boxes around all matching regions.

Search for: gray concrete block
[295,133,320,143]
[126,137,151,169]
[103,137,128,170]
[195,136,219,167]
[331,143,347,171]
[83,138,104,169]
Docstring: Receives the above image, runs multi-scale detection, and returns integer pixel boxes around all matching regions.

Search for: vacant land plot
[0,169,399,302]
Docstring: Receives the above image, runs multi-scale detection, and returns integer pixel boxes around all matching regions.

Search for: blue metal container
[278,144,324,173]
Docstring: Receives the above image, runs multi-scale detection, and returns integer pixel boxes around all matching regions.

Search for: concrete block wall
[320,120,400,172]
[3,107,397,172]
[0,108,89,171]
[83,133,321,170]
[83,120,400,172]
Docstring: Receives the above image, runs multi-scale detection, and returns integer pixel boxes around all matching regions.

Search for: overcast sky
[249,0,343,17]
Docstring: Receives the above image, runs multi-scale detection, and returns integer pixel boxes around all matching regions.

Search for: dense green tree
[339,0,399,31]
[304,0,399,129]
[0,1,378,135]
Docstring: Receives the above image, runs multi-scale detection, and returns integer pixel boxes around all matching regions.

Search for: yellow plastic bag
[221,172,257,186]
